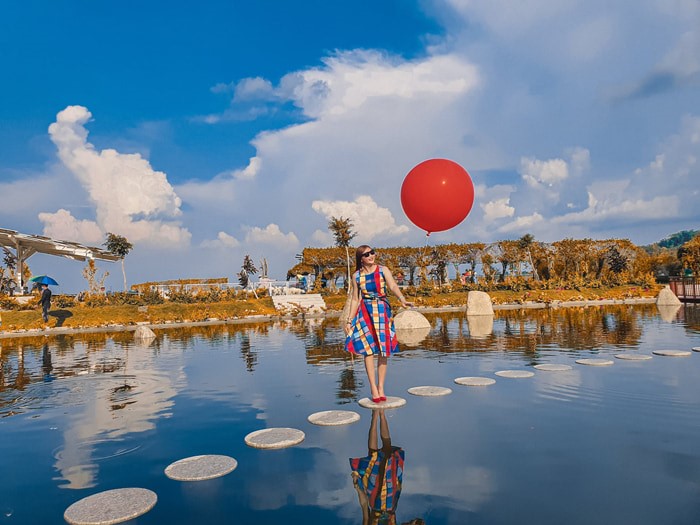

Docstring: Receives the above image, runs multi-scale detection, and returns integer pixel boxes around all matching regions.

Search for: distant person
[39,284,52,323]
[8,280,16,296]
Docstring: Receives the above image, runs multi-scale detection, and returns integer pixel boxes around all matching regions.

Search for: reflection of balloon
[401,159,475,234]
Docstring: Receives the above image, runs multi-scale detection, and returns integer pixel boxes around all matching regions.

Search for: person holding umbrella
[38,284,52,322]
[30,275,58,323]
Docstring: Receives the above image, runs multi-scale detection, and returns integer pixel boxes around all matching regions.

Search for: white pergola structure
[0,227,120,290]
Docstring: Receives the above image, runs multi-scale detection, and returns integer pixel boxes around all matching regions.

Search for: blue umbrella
[29,275,59,286]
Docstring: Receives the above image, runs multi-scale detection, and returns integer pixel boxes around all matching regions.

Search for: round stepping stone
[652,349,692,357]
[615,353,653,361]
[307,410,360,426]
[164,454,238,481]
[692,347,700,352]
[358,396,406,409]
[495,370,535,378]
[64,488,157,525]
[576,358,614,366]
[454,376,496,387]
[244,428,305,449]
[407,386,452,397]
[533,364,572,371]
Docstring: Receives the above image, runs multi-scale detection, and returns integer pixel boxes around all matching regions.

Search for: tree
[104,233,133,291]
[328,216,356,288]
[238,255,258,288]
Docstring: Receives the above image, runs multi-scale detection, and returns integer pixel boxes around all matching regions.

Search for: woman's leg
[368,409,379,450]
[364,355,380,399]
[376,355,388,398]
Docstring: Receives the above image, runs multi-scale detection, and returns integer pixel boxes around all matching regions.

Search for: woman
[350,409,404,525]
[344,245,413,403]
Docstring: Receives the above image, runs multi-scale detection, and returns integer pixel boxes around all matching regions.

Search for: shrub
[55,295,76,308]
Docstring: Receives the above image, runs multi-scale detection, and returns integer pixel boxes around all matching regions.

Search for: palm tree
[103,233,133,291]
[328,216,356,288]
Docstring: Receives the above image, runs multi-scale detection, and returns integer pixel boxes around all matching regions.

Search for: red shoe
[372,397,382,403]
[380,396,387,402]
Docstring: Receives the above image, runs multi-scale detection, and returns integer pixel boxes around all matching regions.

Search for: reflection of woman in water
[350,409,404,525]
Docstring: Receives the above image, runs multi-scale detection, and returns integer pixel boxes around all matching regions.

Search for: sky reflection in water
[1,304,700,524]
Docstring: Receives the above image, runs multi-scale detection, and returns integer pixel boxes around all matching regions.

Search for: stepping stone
[652,349,692,357]
[164,455,237,481]
[693,347,700,352]
[64,488,157,525]
[495,370,535,378]
[307,410,360,426]
[576,358,614,366]
[615,353,653,361]
[533,364,572,371]
[358,396,406,409]
[454,376,496,387]
[244,428,305,449]
[407,386,452,397]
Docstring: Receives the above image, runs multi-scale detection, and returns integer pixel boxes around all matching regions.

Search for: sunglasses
[361,250,376,258]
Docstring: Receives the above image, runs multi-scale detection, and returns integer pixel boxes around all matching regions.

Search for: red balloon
[401,158,475,234]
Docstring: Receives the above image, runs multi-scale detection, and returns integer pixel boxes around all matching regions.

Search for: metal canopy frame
[0,227,120,288]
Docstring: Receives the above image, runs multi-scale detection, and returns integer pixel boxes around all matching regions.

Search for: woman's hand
[400,300,414,309]
[344,321,354,336]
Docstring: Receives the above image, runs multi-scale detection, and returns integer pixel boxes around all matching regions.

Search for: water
[1,304,700,524]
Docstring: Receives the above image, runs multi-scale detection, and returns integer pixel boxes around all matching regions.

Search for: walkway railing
[669,277,700,302]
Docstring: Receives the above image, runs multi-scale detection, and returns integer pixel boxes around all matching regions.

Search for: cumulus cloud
[520,157,569,187]
[481,198,515,221]
[38,208,103,244]
[223,156,261,180]
[200,231,241,248]
[311,195,409,239]
[245,224,299,248]
[46,106,191,247]
[498,212,544,233]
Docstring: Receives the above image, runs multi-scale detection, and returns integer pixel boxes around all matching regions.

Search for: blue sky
[1,0,699,292]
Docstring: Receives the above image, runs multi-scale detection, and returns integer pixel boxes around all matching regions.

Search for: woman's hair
[355,245,372,272]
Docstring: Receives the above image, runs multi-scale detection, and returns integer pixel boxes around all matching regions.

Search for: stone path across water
[576,358,614,366]
[454,376,496,386]
[407,386,452,397]
[244,428,305,449]
[495,370,535,378]
[358,396,406,409]
[533,364,573,371]
[164,454,238,481]
[308,410,361,426]
[652,349,692,357]
[615,353,653,361]
[64,488,157,525]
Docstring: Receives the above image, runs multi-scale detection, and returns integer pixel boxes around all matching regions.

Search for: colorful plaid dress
[345,266,399,357]
[350,447,405,519]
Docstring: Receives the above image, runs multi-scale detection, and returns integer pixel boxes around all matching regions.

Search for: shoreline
[0,297,659,340]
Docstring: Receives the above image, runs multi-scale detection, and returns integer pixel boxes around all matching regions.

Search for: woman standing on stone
[344,245,412,403]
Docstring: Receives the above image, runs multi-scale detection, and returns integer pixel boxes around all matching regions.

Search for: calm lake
[1,304,700,525]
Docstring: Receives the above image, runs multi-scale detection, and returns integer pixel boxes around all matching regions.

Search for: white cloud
[311,195,409,239]
[233,77,276,101]
[225,156,261,180]
[498,212,544,233]
[520,157,569,187]
[200,231,241,249]
[311,229,333,245]
[47,106,191,247]
[37,208,103,244]
[481,198,515,221]
[245,224,299,248]
[280,50,479,119]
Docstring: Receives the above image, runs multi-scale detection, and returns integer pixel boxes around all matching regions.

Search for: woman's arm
[344,275,360,335]
[382,267,413,308]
